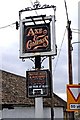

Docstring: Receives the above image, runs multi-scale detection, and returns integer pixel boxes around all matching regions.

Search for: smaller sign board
[26,69,51,97]
[67,84,80,111]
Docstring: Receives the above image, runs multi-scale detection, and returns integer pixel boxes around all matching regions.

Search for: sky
[0,0,79,101]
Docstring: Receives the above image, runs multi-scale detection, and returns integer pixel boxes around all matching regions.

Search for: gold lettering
[34,28,42,34]
[27,36,48,49]
[27,28,34,36]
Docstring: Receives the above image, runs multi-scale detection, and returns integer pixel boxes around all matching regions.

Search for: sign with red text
[26,70,51,97]
[67,84,80,111]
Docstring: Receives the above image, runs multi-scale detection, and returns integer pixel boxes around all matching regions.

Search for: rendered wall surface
[2,107,63,118]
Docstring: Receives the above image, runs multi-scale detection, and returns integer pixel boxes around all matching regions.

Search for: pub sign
[19,16,56,58]
[26,69,51,97]
[23,23,51,53]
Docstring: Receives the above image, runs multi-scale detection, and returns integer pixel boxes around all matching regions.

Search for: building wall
[53,107,63,118]
[1,107,63,118]
[1,70,67,119]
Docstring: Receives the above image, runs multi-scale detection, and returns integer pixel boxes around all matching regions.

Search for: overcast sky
[0,0,79,101]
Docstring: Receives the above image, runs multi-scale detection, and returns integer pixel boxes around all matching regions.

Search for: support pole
[64,0,73,84]
[35,97,43,118]
[64,1,74,119]
[35,56,43,118]
[67,20,73,84]
[35,56,41,69]
[49,56,54,120]
[67,21,74,120]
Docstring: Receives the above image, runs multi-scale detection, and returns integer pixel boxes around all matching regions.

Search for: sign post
[18,1,56,119]
[35,97,43,118]
[35,56,43,118]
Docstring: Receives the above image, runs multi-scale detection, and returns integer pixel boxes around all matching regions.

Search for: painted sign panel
[67,84,80,111]
[26,70,51,97]
[23,23,51,53]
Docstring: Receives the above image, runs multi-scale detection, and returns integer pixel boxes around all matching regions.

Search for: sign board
[67,84,80,111]
[23,23,51,53]
[19,16,57,58]
[26,70,51,97]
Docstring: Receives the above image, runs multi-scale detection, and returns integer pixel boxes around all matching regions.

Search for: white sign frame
[19,15,56,58]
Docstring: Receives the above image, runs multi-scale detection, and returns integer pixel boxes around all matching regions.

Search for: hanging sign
[23,23,51,53]
[19,15,57,58]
